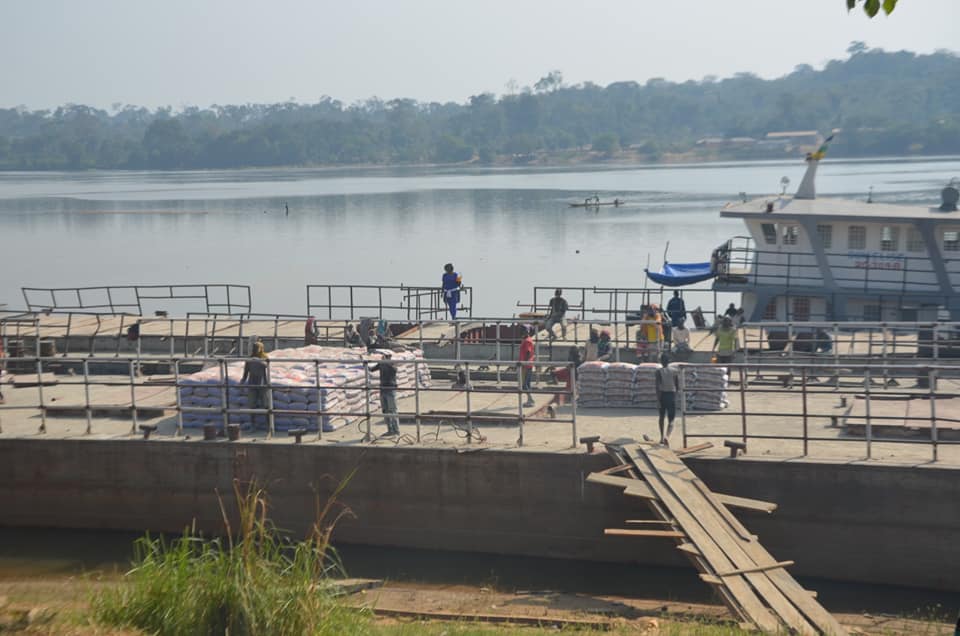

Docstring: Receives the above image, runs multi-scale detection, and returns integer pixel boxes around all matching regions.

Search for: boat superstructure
[713,158,960,322]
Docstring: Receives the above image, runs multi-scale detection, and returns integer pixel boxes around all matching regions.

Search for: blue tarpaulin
[644,262,715,287]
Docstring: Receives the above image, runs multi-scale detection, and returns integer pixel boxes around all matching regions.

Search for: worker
[441,263,463,319]
[596,329,613,361]
[666,291,687,328]
[712,316,738,364]
[241,343,270,414]
[519,325,536,407]
[304,316,318,346]
[544,288,569,340]
[368,351,400,436]
[655,353,680,446]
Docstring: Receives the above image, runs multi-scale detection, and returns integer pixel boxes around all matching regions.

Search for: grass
[90,476,369,636]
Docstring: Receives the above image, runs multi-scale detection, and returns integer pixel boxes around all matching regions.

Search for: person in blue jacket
[442,263,462,319]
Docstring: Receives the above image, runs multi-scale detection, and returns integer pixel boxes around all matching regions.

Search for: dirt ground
[0,576,954,635]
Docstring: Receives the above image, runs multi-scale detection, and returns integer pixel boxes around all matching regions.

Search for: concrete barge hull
[0,440,956,592]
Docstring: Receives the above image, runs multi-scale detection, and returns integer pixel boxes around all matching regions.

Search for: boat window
[848,226,866,249]
[816,224,833,249]
[906,228,925,252]
[760,223,777,245]
[791,296,811,321]
[880,226,900,252]
[781,225,799,246]
[944,230,960,252]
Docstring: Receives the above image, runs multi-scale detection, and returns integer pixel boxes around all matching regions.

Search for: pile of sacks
[178,345,432,432]
[575,361,609,407]
[682,365,729,411]
[574,361,728,411]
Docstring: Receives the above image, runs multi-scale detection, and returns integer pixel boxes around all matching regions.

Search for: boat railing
[20,284,253,316]
[715,245,943,295]
[306,284,473,321]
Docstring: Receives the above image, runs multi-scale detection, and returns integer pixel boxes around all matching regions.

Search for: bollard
[288,428,307,444]
[139,424,158,440]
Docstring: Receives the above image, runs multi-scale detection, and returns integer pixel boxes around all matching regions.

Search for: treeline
[0,46,957,170]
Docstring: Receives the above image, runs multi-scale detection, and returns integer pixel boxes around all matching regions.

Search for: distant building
[762,130,822,154]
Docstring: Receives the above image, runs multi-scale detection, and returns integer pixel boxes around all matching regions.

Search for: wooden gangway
[588,442,846,635]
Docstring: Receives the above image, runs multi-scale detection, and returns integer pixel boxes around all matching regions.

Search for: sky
[1,0,958,111]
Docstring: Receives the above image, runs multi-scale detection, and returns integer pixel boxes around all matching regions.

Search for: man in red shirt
[519,325,536,407]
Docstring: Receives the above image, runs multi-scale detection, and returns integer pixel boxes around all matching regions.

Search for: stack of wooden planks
[588,442,846,635]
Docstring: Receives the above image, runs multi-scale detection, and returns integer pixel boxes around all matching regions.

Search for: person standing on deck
[241,342,270,415]
[369,351,400,436]
[304,316,318,346]
[544,288,569,340]
[441,263,462,319]
[519,326,536,407]
[666,291,687,329]
[712,316,738,364]
[655,353,679,446]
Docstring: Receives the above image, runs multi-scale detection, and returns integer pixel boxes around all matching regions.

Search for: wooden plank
[716,561,795,577]
[675,442,714,456]
[637,446,846,636]
[603,447,751,624]
[11,373,59,387]
[597,463,635,476]
[694,479,754,541]
[587,472,660,501]
[714,492,778,514]
[621,448,782,633]
[625,519,674,525]
[676,542,702,557]
[630,446,815,635]
[604,529,685,539]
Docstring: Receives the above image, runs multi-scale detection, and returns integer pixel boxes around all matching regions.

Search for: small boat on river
[569,198,624,208]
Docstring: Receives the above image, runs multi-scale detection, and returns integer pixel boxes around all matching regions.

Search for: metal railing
[524,286,734,328]
[306,284,473,320]
[715,243,944,295]
[678,361,960,463]
[0,355,576,449]
[21,284,252,315]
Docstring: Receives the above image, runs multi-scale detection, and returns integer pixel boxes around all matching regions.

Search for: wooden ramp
[588,442,846,635]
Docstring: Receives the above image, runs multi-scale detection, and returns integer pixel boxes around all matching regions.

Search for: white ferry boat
[711,155,960,323]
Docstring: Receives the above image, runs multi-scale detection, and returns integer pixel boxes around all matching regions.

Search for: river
[1,157,958,315]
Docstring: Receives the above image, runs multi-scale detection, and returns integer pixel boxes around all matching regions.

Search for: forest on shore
[0,45,957,170]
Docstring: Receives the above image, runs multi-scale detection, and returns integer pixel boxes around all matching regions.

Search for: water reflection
[1,159,958,313]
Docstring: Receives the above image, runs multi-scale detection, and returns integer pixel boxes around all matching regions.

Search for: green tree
[847,0,897,17]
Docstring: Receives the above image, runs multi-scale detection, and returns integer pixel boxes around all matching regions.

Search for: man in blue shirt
[441,263,462,319]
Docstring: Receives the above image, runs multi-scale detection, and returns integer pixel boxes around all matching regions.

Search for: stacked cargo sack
[631,363,660,407]
[682,365,729,411]
[178,345,432,432]
[605,362,637,407]
[575,361,608,406]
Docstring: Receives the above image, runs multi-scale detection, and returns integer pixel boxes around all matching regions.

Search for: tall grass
[93,474,367,636]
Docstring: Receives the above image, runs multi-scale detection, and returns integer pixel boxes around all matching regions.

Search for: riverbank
[0,574,953,635]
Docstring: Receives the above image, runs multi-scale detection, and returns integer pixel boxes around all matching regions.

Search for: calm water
[1,157,958,315]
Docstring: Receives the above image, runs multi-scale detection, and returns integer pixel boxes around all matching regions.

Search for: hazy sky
[2,0,957,110]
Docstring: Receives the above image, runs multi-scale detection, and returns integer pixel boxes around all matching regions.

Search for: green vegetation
[91,479,359,636]
[848,0,898,17]
[0,45,956,171]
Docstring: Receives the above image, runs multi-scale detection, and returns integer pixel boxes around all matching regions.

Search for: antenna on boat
[867,185,874,204]
[779,176,790,197]
[663,241,670,264]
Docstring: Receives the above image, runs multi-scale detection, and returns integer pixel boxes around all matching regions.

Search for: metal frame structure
[21,284,252,315]
[306,284,473,321]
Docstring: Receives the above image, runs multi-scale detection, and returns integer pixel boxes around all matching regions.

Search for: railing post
[83,358,92,435]
[129,358,138,435]
[517,361,524,447]
[570,362,578,449]
[738,365,747,445]
[414,358,422,443]
[266,358,274,438]
[454,320,461,361]
[174,359,183,437]
[864,368,872,460]
[801,366,808,457]
[679,365,687,448]
[363,364,372,442]
[219,359,229,432]
[313,359,323,441]
[929,367,938,462]
[464,361,473,443]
